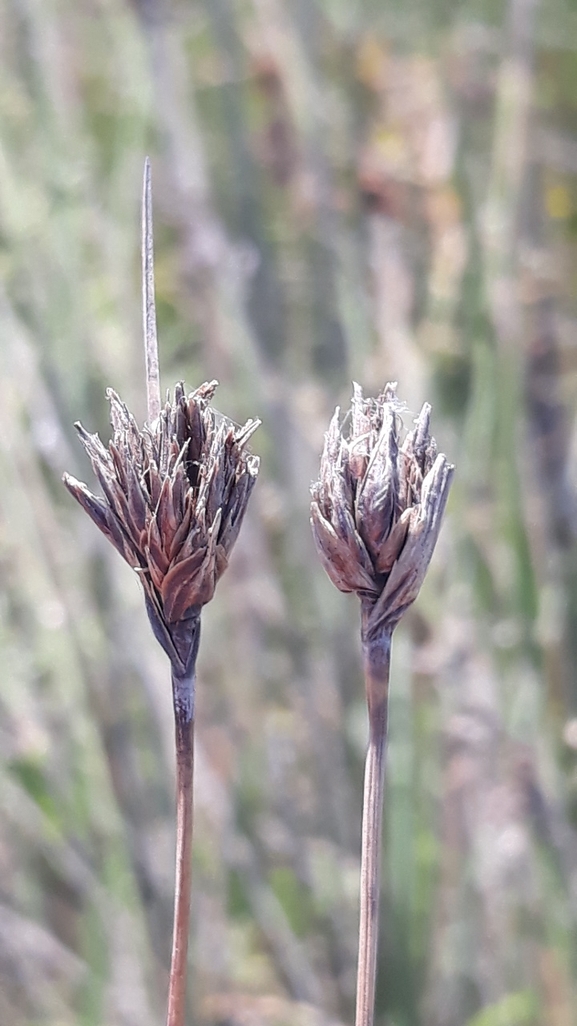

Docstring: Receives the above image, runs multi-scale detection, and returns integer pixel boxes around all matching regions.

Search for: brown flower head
[310,383,453,641]
[64,380,260,679]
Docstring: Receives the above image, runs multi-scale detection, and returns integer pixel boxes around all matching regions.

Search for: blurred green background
[2,0,577,1023]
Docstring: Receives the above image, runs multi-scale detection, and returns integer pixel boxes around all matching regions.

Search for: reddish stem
[166,671,195,1026]
[355,619,391,1026]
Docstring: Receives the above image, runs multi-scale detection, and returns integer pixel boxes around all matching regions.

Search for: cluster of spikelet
[311,382,454,641]
[64,381,259,680]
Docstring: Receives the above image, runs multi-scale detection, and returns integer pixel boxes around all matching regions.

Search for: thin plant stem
[355,615,391,1026]
[142,157,161,423]
[166,667,196,1026]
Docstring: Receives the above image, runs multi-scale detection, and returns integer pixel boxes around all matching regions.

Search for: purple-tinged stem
[355,615,391,1026]
[166,669,196,1026]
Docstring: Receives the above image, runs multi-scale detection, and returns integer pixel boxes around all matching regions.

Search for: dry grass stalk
[311,383,453,1026]
[63,161,260,1026]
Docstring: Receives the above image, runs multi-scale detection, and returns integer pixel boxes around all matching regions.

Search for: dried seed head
[64,380,260,677]
[311,383,453,641]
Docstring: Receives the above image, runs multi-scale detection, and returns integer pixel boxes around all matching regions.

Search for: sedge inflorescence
[64,380,259,680]
[310,382,454,642]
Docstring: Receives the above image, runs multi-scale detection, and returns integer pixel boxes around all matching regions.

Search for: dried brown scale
[64,379,260,679]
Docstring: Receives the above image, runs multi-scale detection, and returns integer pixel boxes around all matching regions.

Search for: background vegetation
[1,0,577,1023]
